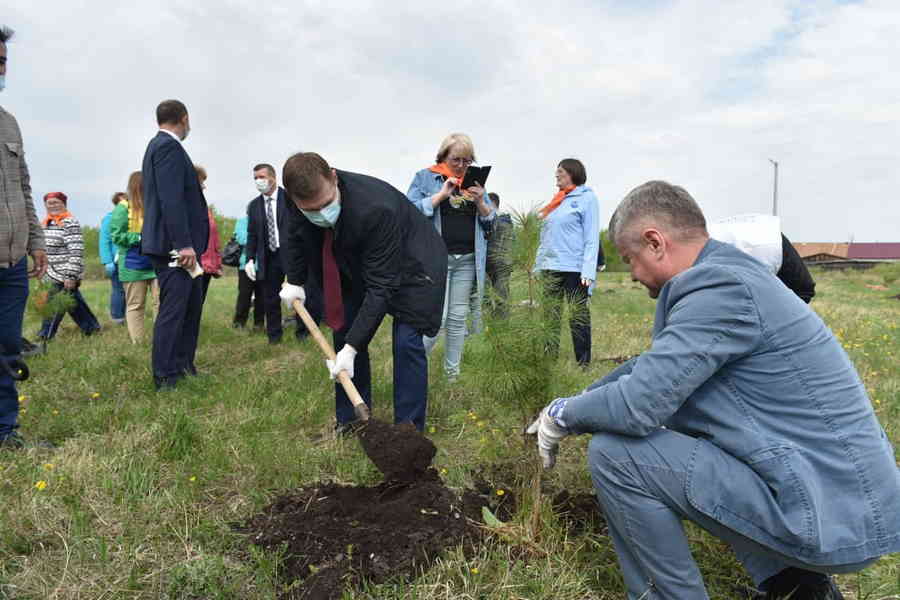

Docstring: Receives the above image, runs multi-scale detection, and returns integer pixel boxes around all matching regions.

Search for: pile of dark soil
[239,469,491,599]
[236,435,607,598]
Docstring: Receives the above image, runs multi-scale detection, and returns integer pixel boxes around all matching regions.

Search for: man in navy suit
[244,163,320,344]
[140,99,209,390]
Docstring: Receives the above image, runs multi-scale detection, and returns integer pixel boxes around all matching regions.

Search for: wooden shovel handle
[291,298,369,420]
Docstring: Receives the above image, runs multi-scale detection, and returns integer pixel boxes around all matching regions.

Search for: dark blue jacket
[140,131,209,258]
[284,170,447,350]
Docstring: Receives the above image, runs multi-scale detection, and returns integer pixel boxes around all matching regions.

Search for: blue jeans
[38,282,102,340]
[334,296,428,430]
[110,264,125,320]
[424,253,475,378]
[0,257,28,438]
[587,429,876,599]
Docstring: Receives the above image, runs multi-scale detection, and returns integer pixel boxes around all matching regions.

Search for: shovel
[288,295,437,481]
[291,299,370,422]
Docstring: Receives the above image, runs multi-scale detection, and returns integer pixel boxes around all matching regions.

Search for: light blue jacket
[533,185,600,293]
[565,239,900,566]
[99,210,117,265]
[234,215,249,269]
[407,168,495,302]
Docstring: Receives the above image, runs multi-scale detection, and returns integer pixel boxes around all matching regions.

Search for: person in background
[109,171,158,343]
[195,166,222,303]
[533,158,599,367]
[0,24,49,449]
[528,180,899,599]
[99,192,126,325]
[231,212,264,330]
[245,163,320,343]
[36,192,101,341]
[483,191,514,319]
[407,133,494,381]
[707,214,816,303]
[140,99,209,390]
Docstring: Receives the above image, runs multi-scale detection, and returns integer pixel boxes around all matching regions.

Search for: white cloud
[3,0,898,241]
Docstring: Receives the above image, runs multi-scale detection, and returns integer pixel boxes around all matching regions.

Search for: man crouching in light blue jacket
[528,180,900,600]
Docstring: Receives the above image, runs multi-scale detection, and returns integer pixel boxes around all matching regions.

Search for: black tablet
[461,165,491,189]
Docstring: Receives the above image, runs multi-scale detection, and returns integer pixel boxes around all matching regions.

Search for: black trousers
[233,269,264,327]
[151,258,205,383]
[542,270,591,366]
[260,249,323,341]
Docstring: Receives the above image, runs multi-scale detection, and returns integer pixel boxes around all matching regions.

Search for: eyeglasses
[448,157,473,166]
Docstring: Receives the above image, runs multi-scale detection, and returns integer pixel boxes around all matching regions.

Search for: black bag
[222,236,243,267]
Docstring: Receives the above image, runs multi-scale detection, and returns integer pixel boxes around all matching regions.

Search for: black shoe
[154,376,179,391]
[268,336,282,345]
[21,337,44,357]
[763,568,845,600]
[0,431,55,450]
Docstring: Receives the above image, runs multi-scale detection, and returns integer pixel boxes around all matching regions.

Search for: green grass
[2,267,898,599]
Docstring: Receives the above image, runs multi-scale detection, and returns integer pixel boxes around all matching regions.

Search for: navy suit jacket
[245,187,289,279]
[140,131,209,258]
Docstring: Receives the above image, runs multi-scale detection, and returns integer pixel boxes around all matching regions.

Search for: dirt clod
[356,419,436,482]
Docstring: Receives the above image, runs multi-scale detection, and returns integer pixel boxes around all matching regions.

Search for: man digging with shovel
[278,152,447,436]
[528,181,900,599]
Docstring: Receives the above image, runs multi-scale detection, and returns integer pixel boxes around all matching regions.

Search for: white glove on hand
[244,260,257,282]
[279,283,305,309]
[326,344,357,380]
[526,398,571,469]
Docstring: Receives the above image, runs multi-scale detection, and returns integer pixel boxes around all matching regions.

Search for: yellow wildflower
[34,480,47,491]
[471,567,479,574]
[495,489,505,496]
[91,392,100,399]
[189,476,197,482]
[43,463,54,470]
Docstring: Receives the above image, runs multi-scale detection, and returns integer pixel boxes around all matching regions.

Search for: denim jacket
[407,168,495,302]
[533,185,600,294]
[566,239,900,566]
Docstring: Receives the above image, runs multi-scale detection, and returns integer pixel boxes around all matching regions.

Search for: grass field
[2,267,898,599]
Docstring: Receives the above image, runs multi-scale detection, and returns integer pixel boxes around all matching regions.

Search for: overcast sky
[4,0,898,242]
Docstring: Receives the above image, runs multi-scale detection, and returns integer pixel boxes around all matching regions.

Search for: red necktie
[322,228,345,331]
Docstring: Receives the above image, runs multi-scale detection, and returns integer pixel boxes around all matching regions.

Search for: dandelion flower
[189,476,197,482]
[471,567,479,574]
[43,463,54,470]
[91,392,100,399]
[18,395,26,402]
[52,409,59,415]
[428,426,436,434]
[440,468,448,475]
[495,489,505,496]
[34,480,47,491]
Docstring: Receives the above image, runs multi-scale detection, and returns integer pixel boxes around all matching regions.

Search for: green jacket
[108,201,155,282]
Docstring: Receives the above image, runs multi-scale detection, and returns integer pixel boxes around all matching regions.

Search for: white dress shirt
[264,190,280,249]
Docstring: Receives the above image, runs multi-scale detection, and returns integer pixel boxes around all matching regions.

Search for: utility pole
[769,158,779,216]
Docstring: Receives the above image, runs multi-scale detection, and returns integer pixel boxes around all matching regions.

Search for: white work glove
[526,398,571,469]
[279,283,306,309]
[244,260,257,281]
[326,344,357,380]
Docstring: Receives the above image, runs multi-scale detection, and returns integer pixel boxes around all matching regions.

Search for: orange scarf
[538,185,575,219]
[43,211,74,228]
[428,163,465,186]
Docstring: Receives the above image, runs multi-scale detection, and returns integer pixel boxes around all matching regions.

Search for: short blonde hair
[435,133,476,164]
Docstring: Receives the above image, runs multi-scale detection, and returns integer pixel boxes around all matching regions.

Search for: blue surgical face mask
[301,187,341,228]
[0,75,5,92]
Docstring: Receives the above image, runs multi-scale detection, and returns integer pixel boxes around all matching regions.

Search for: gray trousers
[587,429,874,599]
